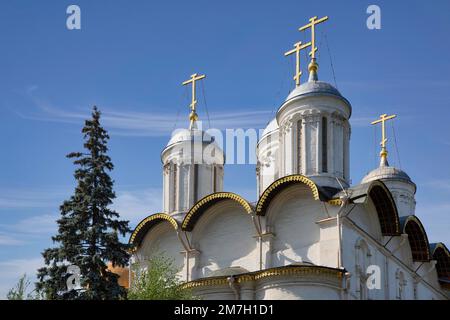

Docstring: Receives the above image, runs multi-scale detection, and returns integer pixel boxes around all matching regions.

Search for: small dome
[361,165,413,184]
[166,128,216,148]
[261,118,279,138]
[285,80,343,101]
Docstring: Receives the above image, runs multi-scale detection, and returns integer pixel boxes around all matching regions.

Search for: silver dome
[165,128,215,147]
[285,80,343,101]
[361,164,413,184]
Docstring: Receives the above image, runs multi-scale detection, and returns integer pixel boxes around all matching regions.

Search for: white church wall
[317,218,339,267]
[340,225,384,300]
[341,216,446,300]
[382,180,416,217]
[191,275,343,300]
[190,200,258,279]
[346,201,383,241]
[137,222,186,281]
[192,286,236,300]
[265,184,326,267]
[384,246,442,299]
[256,278,341,300]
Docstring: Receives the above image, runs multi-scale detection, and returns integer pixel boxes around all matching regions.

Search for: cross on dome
[371,113,397,167]
[284,41,311,87]
[182,73,206,129]
[298,15,329,82]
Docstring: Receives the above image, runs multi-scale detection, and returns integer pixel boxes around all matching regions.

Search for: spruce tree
[36,106,131,300]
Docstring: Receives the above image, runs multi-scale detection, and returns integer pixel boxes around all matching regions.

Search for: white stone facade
[130,76,449,300]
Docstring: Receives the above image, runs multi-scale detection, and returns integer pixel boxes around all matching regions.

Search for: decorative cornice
[327,198,343,206]
[256,174,321,215]
[129,213,178,246]
[181,265,344,289]
[182,192,253,231]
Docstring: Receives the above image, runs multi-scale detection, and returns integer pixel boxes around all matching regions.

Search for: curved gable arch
[400,216,431,262]
[366,181,400,236]
[129,213,178,247]
[430,243,450,285]
[182,192,253,231]
[256,175,325,216]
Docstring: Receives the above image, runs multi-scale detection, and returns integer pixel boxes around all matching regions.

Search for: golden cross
[371,113,397,160]
[284,41,311,87]
[182,73,206,128]
[299,16,328,59]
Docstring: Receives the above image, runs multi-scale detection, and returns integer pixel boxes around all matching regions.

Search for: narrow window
[213,166,217,193]
[322,117,328,173]
[193,164,198,202]
[297,120,302,173]
[172,164,177,211]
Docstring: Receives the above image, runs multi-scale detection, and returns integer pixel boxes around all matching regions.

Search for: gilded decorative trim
[181,266,344,289]
[256,175,321,215]
[182,192,253,230]
[252,266,342,281]
[129,213,178,245]
[181,278,229,289]
[327,198,343,206]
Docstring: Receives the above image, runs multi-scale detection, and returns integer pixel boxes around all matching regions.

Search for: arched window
[321,117,328,173]
[297,119,303,173]
[172,163,177,212]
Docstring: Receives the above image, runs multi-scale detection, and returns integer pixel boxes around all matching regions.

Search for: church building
[128,16,449,300]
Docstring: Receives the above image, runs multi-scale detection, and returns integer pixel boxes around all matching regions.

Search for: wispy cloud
[350,116,376,127]
[0,186,162,237]
[0,188,68,209]
[15,89,273,137]
[112,188,163,225]
[420,179,450,193]
[11,214,58,235]
[0,214,58,248]
[0,233,24,246]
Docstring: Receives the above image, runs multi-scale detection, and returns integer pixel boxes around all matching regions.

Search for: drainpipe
[341,272,351,300]
[251,215,263,270]
[337,194,351,269]
[227,275,240,300]
[335,177,351,270]
[385,256,389,299]
[177,230,193,281]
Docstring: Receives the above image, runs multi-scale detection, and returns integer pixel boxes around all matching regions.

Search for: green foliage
[36,106,131,300]
[7,274,45,300]
[128,254,197,300]
[7,274,31,300]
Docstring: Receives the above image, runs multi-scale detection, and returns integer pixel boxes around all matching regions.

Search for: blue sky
[0,0,450,297]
